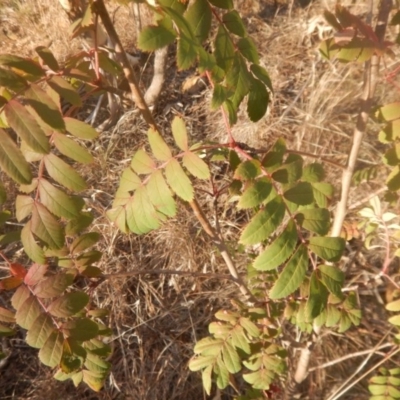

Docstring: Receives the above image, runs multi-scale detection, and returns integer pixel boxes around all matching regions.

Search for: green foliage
[369,368,400,400]
[0,45,110,391]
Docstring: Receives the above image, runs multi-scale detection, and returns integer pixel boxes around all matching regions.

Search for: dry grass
[1,0,400,399]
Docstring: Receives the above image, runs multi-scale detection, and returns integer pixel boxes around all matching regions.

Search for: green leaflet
[64,117,98,140]
[21,221,45,264]
[26,313,54,348]
[272,154,303,184]
[318,265,344,298]
[237,178,272,209]
[71,232,101,254]
[39,331,64,367]
[171,116,188,151]
[214,25,235,71]
[308,236,345,262]
[165,158,194,201]
[295,208,330,235]
[131,149,156,175]
[5,100,50,154]
[226,55,251,109]
[117,168,141,194]
[184,0,211,42]
[0,54,44,78]
[239,198,285,245]
[177,33,198,70]
[283,181,314,205]
[53,133,93,164]
[253,220,298,271]
[302,163,325,182]
[208,0,233,9]
[247,78,269,122]
[148,128,172,161]
[31,202,64,249]
[0,67,28,91]
[222,10,247,37]
[15,295,42,329]
[237,37,259,64]
[48,292,89,318]
[38,179,80,220]
[234,160,261,181]
[35,46,59,71]
[306,272,329,319]
[146,170,176,217]
[138,25,177,52]
[269,244,308,299]
[33,273,74,298]
[44,153,87,192]
[48,76,82,107]
[24,84,65,131]
[182,152,210,179]
[62,319,99,341]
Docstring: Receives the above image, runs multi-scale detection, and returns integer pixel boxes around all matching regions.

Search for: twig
[308,342,394,372]
[93,0,158,131]
[103,269,235,281]
[189,199,256,302]
[331,0,392,237]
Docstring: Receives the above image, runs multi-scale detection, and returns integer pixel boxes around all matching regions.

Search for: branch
[331,0,392,237]
[92,0,159,132]
[189,199,256,302]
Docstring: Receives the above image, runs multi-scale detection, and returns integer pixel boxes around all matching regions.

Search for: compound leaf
[165,158,194,201]
[309,237,345,262]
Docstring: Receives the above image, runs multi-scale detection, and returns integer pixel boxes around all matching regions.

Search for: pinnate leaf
[0,67,28,91]
[214,25,235,71]
[238,37,259,64]
[234,160,261,181]
[0,54,44,78]
[269,245,308,299]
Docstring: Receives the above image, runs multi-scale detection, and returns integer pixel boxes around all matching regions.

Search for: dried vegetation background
[0,0,400,399]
